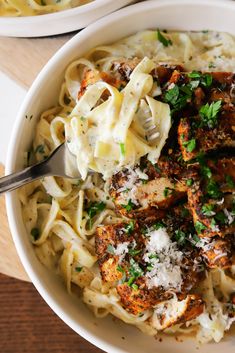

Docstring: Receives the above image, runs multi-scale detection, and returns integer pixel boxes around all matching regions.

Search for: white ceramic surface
[0,0,134,37]
[5,0,235,352]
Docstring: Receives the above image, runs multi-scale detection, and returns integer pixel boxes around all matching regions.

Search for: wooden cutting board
[0,35,72,281]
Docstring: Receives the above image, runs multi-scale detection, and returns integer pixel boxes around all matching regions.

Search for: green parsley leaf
[153,221,166,230]
[175,229,186,245]
[157,29,172,47]
[121,199,135,212]
[195,221,207,234]
[164,85,179,105]
[131,284,139,291]
[163,187,173,198]
[201,204,215,216]
[226,175,235,188]
[75,266,83,272]
[107,244,115,255]
[124,221,135,234]
[206,179,222,199]
[127,276,135,287]
[186,178,193,186]
[129,248,142,256]
[129,258,144,279]
[86,202,106,228]
[192,234,200,244]
[120,143,125,156]
[215,211,227,225]
[199,100,222,128]
[188,71,201,79]
[117,265,125,273]
[31,227,40,241]
[183,138,196,153]
[201,165,212,179]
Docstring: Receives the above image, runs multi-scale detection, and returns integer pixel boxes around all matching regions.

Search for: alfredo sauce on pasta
[19,30,235,343]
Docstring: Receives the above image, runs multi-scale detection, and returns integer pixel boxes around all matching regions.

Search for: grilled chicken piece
[111,58,184,83]
[116,280,173,315]
[174,72,235,162]
[187,160,235,238]
[151,294,204,330]
[110,165,187,219]
[96,207,204,315]
[178,112,235,162]
[200,236,232,269]
[78,69,127,98]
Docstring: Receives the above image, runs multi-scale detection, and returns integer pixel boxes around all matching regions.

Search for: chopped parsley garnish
[195,221,207,234]
[75,266,83,272]
[107,244,115,255]
[124,221,135,234]
[192,234,200,244]
[86,201,106,218]
[128,258,144,282]
[186,178,193,186]
[199,100,222,128]
[164,84,192,113]
[117,265,126,283]
[187,71,212,87]
[119,143,125,156]
[210,218,217,228]
[163,187,173,198]
[117,265,125,273]
[153,221,166,230]
[201,165,212,179]
[131,284,139,291]
[86,201,106,228]
[201,204,215,216]
[129,248,142,256]
[157,29,172,47]
[226,175,235,188]
[31,227,40,241]
[183,138,196,153]
[121,199,135,212]
[149,254,158,260]
[206,179,222,199]
[215,211,227,225]
[153,164,161,173]
[175,229,186,245]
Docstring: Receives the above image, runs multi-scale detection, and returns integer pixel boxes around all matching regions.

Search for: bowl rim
[0,0,127,22]
[0,0,134,37]
[5,0,235,352]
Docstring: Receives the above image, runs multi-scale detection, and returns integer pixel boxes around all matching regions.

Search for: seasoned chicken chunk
[200,236,232,269]
[178,112,235,162]
[111,58,184,83]
[78,68,127,98]
[186,160,235,238]
[151,294,204,330]
[95,206,205,315]
[110,165,186,219]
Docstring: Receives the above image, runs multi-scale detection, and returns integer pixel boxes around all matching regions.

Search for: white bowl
[5,0,235,352]
[0,0,133,37]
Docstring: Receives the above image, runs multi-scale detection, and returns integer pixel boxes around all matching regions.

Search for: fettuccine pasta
[0,0,92,17]
[20,30,235,344]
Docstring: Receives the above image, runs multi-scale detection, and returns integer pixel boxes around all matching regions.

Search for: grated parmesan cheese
[143,228,183,291]
[113,241,130,262]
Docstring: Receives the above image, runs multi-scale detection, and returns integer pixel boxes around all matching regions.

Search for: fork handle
[0,161,51,195]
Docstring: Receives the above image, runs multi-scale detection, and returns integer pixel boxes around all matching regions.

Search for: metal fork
[142,117,160,144]
[0,143,80,195]
[0,114,159,195]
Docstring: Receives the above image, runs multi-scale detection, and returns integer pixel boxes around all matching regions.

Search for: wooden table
[0,35,104,353]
